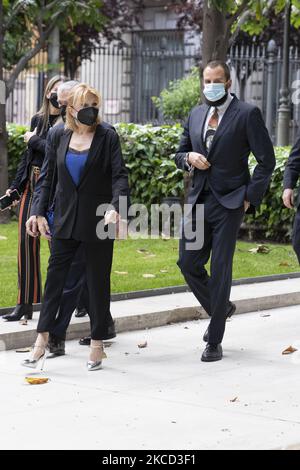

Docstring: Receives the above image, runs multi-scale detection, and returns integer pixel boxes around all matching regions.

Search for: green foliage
[6,123,28,186]
[115,123,184,208]
[247,147,294,242]
[2,0,107,70]
[6,123,295,242]
[152,67,201,122]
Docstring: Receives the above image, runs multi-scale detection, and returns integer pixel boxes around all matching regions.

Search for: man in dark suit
[283,134,300,262]
[175,60,275,362]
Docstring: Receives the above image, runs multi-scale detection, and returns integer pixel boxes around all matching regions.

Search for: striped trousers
[17,166,42,305]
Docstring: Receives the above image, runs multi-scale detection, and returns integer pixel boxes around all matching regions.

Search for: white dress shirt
[203,92,233,139]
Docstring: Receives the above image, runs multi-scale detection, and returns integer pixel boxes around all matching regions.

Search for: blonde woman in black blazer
[22,83,129,372]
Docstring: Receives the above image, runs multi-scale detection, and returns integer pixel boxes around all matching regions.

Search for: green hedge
[247,147,294,242]
[152,67,201,121]
[7,122,295,242]
[7,123,28,186]
[116,123,184,208]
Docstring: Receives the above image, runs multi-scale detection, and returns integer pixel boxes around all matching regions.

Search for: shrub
[7,123,28,185]
[152,67,201,122]
[6,122,296,242]
[116,123,184,209]
[246,147,294,242]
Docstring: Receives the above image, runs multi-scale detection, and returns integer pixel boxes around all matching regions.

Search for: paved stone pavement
[0,305,300,450]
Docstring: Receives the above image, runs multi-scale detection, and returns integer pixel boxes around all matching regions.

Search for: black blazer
[283,132,300,205]
[10,113,56,192]
[30,121,114,216]
[36,123,130,242]
[175,94,275,211]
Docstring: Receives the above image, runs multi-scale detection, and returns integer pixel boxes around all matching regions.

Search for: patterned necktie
[204,107,219,152]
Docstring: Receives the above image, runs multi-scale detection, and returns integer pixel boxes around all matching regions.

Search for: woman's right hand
[37,216,51,240]
[26,215,40,238]
[5,189,20,207]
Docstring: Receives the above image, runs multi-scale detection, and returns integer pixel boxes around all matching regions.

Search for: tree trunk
[0,0,9,223]
[48,26,61,79]
[201,0,230,68]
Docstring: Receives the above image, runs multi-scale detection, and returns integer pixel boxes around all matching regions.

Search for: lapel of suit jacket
[207,95,240,159]
[78,124,108,188]
[197,105,210,156]
[57,129,75,188]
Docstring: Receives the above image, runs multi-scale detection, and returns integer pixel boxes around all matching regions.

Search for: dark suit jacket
[31,121,115,216]
[175,94,275,211]
[283,132,300,206]
[10,113,55,192]
[36,123,130,242]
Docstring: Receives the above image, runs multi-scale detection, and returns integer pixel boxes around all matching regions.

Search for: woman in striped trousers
[2,75,64,321]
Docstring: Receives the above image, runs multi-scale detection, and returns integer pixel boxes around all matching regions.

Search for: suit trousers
[37,237,114,340]
[177,190,245,344]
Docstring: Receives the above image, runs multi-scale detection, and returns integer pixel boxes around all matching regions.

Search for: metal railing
[5,34,300,144]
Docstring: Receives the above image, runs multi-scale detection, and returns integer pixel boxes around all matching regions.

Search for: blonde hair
[65,83,101,132]
[36,75,64,135]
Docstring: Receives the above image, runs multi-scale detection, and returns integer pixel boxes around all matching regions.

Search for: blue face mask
[203,83,226,102]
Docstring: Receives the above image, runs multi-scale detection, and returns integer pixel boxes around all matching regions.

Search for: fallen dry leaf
[160,269,168,273]
[25,377,49,385]
[138,341,148,349]
[161,233,171,240]
[0,235,7,240]
[137,249,149,254]
[114,271,128,275]
[230,397,238,402]
[16,347,32,353]
[279,260,290,267]
[248,244,270,254]
[282,345,298,355]
[142,273,156,278]
[19,320,28,326]
[142,254,156,259]
[260,314,271,318]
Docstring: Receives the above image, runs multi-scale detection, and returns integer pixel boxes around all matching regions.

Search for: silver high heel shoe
[87,342,106,371]
[22,345,49,370]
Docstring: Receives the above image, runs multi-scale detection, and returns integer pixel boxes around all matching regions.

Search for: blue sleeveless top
[65,147,89,186]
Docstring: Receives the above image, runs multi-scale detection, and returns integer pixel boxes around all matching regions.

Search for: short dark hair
[204,61,231,81]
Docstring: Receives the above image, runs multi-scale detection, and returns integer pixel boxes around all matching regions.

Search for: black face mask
[77,107,99,126]
[49,92,60,109]
[60,105,67,121]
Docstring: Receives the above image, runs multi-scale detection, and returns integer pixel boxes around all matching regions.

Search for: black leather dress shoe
[201,343,223,362]
[2,304,33,322]
[203,302,236,343]
[48,336,65,357]
[79,321,117,345]
[75,307,88,318]
[79,335,91,346]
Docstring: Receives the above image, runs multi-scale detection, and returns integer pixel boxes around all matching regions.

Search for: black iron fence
[5,32,300,144]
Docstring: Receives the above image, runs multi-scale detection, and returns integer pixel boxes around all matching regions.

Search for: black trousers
[48,244,87,340]
[37,237,114,340]
[177,190,244,344]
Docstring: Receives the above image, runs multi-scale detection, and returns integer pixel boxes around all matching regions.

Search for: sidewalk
[1,277,300,351]
[0,304,300,450]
